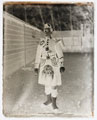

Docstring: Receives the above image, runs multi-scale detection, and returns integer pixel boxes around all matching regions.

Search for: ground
[3,53,93,117]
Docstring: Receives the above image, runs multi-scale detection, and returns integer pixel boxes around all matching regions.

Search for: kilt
[38,58,62,86]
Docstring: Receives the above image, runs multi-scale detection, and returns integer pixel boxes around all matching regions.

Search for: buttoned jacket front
[35,36,64,86]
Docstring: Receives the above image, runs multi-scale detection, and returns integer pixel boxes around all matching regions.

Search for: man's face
[45,28,52,35]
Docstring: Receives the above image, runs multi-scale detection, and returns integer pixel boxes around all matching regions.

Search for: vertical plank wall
[24,25,42,65]
[3,12,43,78]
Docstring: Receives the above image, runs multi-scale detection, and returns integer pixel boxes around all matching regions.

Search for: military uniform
[35,36,64,87]
[34,24,64,112]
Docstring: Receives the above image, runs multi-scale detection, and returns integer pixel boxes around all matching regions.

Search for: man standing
[34,23,65,113]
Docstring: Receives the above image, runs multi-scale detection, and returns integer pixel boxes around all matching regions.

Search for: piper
[34,23,65,113]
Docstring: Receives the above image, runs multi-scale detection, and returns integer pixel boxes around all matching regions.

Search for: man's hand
[60,67,65,73]
[34,68,39,74]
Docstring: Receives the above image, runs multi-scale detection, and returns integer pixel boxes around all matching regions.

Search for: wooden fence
[3,12,43,78]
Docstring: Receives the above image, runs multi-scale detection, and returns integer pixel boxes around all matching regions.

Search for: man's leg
[44,86,52,105]
[51,86,58,109]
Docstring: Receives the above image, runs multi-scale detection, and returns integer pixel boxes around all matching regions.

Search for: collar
[45,35,52,39]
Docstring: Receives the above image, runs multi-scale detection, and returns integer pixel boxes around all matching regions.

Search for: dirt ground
[3,53,94,117]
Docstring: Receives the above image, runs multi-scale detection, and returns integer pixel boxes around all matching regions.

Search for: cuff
[59,57,64,67]
[34,63,39,69]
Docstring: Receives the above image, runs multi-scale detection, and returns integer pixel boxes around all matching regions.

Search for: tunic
[34,37,64,86]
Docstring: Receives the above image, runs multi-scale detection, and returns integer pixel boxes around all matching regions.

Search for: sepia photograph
[3,2,94,117]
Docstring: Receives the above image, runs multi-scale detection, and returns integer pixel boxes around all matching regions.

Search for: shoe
[52,108,62,114]
[40,103,47,108]
[40,103,52,108]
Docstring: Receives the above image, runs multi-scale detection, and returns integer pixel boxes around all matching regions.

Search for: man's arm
[34,44,41,73]
[56,40,65,73]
